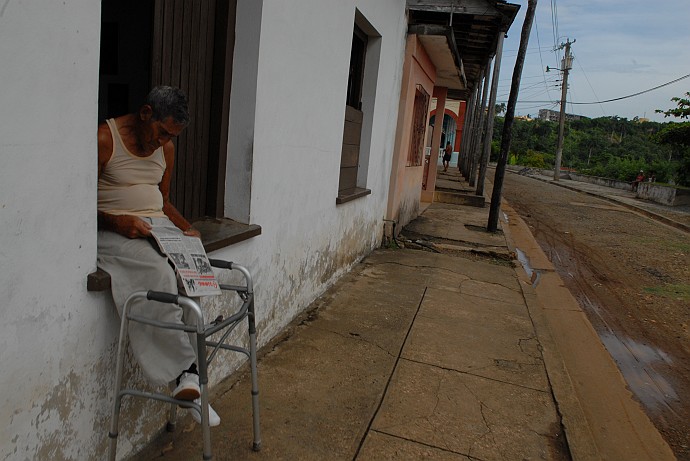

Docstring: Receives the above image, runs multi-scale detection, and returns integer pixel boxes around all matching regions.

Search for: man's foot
[188,398,221,427]
[172,372,201,401]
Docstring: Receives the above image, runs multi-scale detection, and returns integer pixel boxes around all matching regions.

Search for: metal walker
[108,260,261,460]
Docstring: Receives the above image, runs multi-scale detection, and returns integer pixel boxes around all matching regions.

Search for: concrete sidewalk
[131,169,676,461]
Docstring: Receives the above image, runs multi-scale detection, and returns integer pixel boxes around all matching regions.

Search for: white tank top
[97,118,167,217]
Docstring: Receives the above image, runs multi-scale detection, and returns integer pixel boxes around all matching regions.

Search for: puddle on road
[516,247,541,287]
[578,293,679,415]
[502,211,509,223]
[599,332,679,414]
[519,247,680,416]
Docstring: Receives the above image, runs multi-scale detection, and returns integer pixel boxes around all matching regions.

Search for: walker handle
[146,291,179,304]
[209,259,233,270]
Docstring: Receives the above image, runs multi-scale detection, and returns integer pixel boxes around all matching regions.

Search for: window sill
[193,217,262,253]
[87,218,261,291]
[336,187,371,204]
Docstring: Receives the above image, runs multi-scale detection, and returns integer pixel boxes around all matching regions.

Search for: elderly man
[97,86,219,426]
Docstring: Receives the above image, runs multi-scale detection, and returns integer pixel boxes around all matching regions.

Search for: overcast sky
[497,0,690,122]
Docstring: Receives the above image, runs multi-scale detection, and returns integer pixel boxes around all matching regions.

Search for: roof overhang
[408,24,467,90]
[407,0,520,100]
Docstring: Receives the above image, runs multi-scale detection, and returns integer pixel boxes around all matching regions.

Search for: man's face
[138,105,187,153]
[144,116,186,152]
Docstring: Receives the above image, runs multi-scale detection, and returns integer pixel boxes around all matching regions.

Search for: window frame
[407,84,430,167]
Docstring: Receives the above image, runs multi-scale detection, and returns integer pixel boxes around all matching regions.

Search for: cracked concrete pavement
[130,169,674,461]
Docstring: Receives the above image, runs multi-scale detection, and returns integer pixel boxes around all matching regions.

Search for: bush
[519,150,547,168]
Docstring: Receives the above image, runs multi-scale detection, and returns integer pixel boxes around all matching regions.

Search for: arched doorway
[429,113,457,165]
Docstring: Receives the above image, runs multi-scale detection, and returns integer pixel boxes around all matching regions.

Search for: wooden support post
[488,0,538,232]
[477,31,505,197]
[421,86,448,203]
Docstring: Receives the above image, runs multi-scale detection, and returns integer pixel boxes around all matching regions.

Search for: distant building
[538,108,586,122]
[515,114,533,121]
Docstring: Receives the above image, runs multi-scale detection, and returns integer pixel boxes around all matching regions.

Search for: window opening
[407,84,430,166]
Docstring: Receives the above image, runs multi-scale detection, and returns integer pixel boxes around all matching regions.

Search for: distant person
[442,142,452,172]
[633,170,645,191]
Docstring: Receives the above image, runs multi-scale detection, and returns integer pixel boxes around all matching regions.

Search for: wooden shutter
[151,0,216,220]
[339,105,363,193]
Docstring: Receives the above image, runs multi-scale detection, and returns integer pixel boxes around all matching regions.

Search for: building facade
[0,1,407,458]
[538,108,585,122]
[0,0,517,458]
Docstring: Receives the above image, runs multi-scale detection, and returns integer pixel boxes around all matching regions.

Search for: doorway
[98,0,236,220]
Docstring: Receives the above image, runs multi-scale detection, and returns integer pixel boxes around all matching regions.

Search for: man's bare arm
[97,121,154,239]
[97,211,153,238]
[160,142,201,238]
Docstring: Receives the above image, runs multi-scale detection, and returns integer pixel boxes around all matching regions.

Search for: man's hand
[118,216,153,238]
[183,227,201,238]
[98,212,152,239]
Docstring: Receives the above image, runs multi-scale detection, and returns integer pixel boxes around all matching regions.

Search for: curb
[499,200,600,461]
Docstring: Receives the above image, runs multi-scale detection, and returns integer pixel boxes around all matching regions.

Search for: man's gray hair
[145,86,190,126]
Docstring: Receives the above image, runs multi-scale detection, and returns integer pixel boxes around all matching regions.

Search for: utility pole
[553,39,574,181]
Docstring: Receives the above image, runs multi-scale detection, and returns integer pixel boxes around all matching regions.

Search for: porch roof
[407,0,520,100]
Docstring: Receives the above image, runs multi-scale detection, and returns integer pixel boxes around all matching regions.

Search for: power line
[574,59,607,116]
[569,73,690,105]
[551,0,561,64]
[533,8,554,102]
[496,73,690,106]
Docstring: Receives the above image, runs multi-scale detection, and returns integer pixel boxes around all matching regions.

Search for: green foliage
[643,284,690,301]
[654,93,690,186]
[656,92,690,120]
[519,149,548,168]
[490,139,501,162]
[579,156,646,181]
[492,111,683,184]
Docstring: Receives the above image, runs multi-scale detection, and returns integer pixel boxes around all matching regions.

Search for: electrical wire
[569,73,690,105]
[533,8,553,102]
[571,59,606,116]
[495,73,690,106]
[551,0,561,64]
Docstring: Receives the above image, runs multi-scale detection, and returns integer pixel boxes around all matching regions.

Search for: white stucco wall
[0,0,407,459]
[0,1,108,459]
[211,0,408,367]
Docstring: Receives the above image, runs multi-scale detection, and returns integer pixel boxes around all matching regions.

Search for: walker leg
[167,383,179,432]
[197,332,213,460]
[108,303,132,461]
[248,299,262,451]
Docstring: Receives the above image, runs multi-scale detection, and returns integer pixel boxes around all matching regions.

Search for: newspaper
[149,218,222,297]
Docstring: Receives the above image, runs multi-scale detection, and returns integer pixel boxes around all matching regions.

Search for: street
[503,172,690,460]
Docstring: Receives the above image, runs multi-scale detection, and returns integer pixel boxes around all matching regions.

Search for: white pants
[98,220,197,386]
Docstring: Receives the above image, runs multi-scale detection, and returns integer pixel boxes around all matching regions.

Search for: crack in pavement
[401,357,550,394]
[517,336,544,361]
[462,382,497,459]
[362,261,522,294]
[365,429,482,460]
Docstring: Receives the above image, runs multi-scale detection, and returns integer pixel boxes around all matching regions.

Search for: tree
[495,103,506,116]
[656,92,690,120]
[655,93,690,185]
